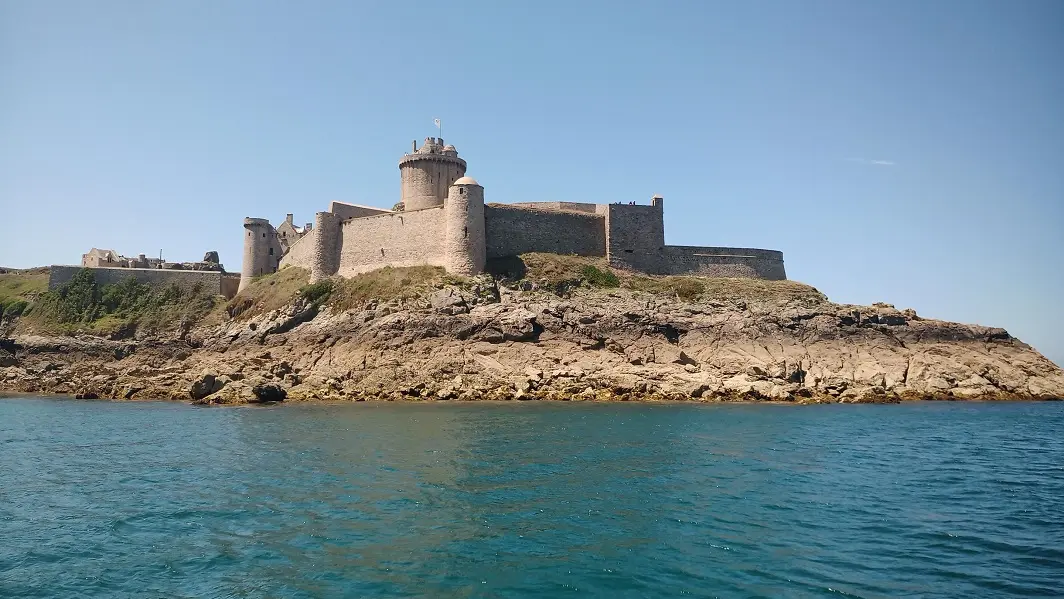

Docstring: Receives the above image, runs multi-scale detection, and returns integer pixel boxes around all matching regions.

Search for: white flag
[434,118,441,129]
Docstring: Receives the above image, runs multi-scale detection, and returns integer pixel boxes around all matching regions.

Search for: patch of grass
[299,280,334,305]
[580,264,620,288]
[625,276,706,301]
[0,268,49,300]
[226,267,310,321]
[487,253,619,294]
[328,265,449,311]
[0,268,49,320]
[624,274,826,304]
[225,266,460,320]
[487,252,826,304]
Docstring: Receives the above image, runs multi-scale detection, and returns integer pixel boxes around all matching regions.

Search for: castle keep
[240,138,786,291]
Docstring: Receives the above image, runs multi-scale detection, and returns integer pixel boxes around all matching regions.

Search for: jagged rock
[252,382,286,402]
[189,373,224,400]
[203,251,220,264]
[430,289,468,314]
[1,275,1062,404]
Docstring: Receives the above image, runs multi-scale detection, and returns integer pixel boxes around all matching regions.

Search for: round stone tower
[240,217,280,292]
[399,137,467,211]
[444,176,486,276]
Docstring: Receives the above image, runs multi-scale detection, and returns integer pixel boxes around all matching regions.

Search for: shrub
[27,269,216,334]
[580,265,620,288]
[299,280,334,304]
[0,298,29,319]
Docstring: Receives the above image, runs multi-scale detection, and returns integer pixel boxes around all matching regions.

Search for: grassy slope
[0,268,49,318]
[225,255,827,323]
[225,265,461,321]
[5,268,221,337]
[489,253,826,305]
[3,256,826,336]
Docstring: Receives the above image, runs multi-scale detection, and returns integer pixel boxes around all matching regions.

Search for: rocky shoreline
[2,272,1062,405]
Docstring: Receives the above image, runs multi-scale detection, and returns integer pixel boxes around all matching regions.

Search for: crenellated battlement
[398,152,467,167]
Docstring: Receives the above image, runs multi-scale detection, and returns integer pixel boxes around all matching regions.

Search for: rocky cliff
[2,257,1062,405]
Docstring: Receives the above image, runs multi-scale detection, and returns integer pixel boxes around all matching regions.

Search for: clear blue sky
[2,0,1062,365]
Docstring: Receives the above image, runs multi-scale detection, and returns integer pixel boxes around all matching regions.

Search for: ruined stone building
[55,248,241,299]
[240,137,786,291]
[81,248,225,272]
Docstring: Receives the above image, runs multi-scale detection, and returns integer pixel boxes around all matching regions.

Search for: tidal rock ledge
[2,274,1062,404]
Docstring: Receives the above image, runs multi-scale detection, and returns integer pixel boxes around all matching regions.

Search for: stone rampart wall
[49,266,242,299]
[661,246,787,280]
[220,276,240,299]
[279,228,317,271]
[508,201,602,214]
[605,204,665,273]
[329,202,392,221]
[484,205,606,258]
[336,206,447,277]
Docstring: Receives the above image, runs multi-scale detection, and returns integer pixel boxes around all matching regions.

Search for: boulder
[252,382,287,402]
[0,349,16,368]
[189,373,224,400]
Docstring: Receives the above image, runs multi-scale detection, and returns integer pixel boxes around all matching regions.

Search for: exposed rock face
[1,282,1062,404]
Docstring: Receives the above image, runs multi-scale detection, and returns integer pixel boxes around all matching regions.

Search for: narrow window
[262,233,266,238]
[269,248,274,256]
[464,226,468,239]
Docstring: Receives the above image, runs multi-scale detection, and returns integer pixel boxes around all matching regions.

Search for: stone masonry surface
[662,246,787,280]
[485,205,606,259]
[336,207,447,277]
[280,228,317,272]
[605,203,666,273]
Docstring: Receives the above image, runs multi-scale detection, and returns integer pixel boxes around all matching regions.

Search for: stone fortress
[241,137,786,291]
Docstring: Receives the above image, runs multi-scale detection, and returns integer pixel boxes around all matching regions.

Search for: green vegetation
[226,267,311,320]
[328,265,454,312]
[488,252,827,304]
[580,264,620,288]
[0,268,48,321]
[299,280,334,305]
[228,265,458,320]
[487,253,619,294]
[624,275,706,301]
[22,269,218,336]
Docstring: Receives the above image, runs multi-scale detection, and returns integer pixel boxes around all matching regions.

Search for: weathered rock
[189,373,224,400]
[0,349,16,368]
[252,382,287,402]
[1,279,1062,404]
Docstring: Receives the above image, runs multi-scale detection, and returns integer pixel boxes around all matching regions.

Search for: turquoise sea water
[1,398,1062,598]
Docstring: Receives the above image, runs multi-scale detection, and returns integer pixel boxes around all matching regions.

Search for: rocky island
[2,254,1062,404]
[3,138,1062,404]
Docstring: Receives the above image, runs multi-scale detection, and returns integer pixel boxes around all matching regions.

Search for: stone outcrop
[1,279,1062,404]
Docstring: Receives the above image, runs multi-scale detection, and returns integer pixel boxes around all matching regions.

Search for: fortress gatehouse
[240,137,786,291]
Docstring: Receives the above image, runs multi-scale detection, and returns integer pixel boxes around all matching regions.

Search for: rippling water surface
[1,398,1063,598]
